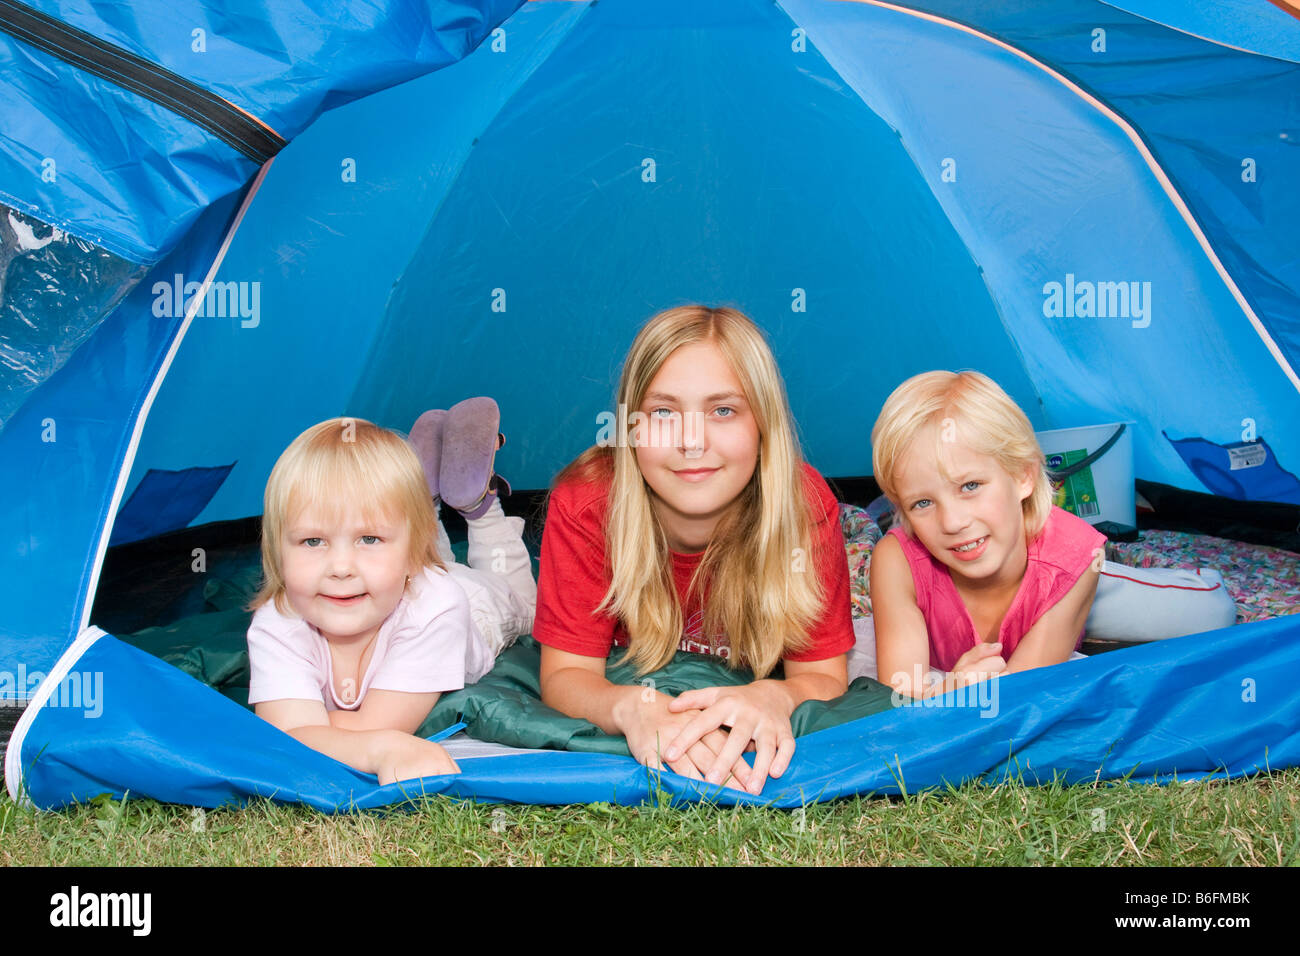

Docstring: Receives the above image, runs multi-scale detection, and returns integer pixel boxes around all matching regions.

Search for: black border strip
[0,0,285,163]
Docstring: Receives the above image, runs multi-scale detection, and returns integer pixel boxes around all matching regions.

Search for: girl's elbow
[538,663,581,708]
[820,662,850,698]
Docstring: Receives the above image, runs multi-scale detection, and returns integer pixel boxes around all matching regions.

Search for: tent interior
[95,0,1300,635]
[3,0,1300,808]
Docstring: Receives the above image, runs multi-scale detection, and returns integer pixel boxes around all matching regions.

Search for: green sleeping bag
[418,636,897,754]
[121,617,897,755]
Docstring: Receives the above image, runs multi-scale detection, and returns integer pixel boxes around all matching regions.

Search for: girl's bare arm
[1003,566,1100,673]
[870,534,936,697]
[255,698,457,783]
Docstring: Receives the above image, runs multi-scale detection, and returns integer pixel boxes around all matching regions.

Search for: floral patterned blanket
[839,502,1300,625]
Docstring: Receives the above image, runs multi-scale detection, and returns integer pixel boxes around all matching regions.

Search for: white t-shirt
[246,565,494,710]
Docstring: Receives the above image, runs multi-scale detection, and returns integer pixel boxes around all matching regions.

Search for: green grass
[4,768,1299,866]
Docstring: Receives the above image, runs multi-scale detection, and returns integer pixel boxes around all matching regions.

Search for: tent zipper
[0,0,285,164]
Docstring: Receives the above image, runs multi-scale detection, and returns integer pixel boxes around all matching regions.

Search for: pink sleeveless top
[886,506,1106,671]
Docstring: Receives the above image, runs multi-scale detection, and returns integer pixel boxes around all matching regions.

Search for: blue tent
[3,0,1299,810]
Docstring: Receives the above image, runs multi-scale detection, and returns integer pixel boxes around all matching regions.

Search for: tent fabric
[1164,434,1300,505]
[861,0,1300,383]
[0,0,524,679]
[8,614,1299,811]
[0,0,526,263]
[1106,0,1300,62]
[109,464,236,546]
[2,0,1300,808]
[124,0,1300,525]
[1,189,252,682]
[0,206,148,429]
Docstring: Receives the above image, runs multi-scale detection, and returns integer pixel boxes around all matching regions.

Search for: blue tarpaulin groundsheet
[8,614,1297,811]
[3,0,1299,811]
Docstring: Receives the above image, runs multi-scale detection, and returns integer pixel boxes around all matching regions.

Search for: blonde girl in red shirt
[534,305,855,795]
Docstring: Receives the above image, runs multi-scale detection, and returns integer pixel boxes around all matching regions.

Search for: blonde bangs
[250,417,442,615]
[871,370,1053,540]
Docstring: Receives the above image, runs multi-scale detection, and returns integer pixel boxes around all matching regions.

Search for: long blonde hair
[555,306,823,678]
[871,370,1053,539]
[251,417,443,615]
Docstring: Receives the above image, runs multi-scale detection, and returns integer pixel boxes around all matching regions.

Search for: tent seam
[75,160,276,638]
[0,185,149,265]
[0,0,283,161]
[777,0,1049,419]
[825,0,1300,400]
[346,0,599,411]
[1096,0,1300,65]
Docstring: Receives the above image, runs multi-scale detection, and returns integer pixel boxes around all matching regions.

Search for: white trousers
[437,499,537,670]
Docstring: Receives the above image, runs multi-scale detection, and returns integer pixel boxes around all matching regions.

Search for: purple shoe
[441,397,510,518]
[409,409,448,502]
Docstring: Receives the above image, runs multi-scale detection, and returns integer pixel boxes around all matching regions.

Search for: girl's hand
[664,683,797,795]
[375,733,460,786]
[619,694,753,791]
[542,647,751,788]
[950,641,1007,685]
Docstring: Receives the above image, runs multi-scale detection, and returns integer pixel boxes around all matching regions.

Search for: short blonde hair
[251,417,443,615]
[871,370,1053,539]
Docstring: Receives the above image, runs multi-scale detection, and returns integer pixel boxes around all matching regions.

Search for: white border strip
[1099,0,1300,63]
[5,625,108,806]
[830,0,1300,396]
[77,159,276,634]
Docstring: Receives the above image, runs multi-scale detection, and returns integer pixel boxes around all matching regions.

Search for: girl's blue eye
[962,481,981,492]
[360,535,381,545]
[910,499,931,511]
[651,407,676,419]
[715,406,734,418]
[303,537,323,547]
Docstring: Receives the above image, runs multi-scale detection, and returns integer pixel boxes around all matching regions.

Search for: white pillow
[1086,561,1237,642]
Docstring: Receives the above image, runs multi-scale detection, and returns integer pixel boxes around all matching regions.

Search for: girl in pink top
[869,371,1106,698]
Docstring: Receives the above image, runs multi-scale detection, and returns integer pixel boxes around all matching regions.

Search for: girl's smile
[280,504,414,645]
[949,534,989,560]
[893,422,1035,589]
[634,341,759,552]
[673,466,720,481]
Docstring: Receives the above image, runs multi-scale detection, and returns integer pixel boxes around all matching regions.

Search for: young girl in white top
[246,402,535,785]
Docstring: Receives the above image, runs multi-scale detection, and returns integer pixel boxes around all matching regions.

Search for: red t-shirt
[533,460,855,666]
[885,506,1106,671]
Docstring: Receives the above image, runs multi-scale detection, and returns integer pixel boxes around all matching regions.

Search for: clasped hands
[619,682,796,796]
